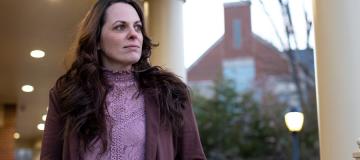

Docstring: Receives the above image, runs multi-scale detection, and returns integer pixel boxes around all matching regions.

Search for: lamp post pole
[291,132,300,160]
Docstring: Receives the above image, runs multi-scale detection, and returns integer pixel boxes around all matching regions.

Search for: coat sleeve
[40,88,63,160]
[178,101,207,160]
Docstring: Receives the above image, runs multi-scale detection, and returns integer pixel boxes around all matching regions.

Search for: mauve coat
[40,88,206,160]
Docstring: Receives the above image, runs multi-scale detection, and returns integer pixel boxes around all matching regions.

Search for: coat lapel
[144,92,160,160]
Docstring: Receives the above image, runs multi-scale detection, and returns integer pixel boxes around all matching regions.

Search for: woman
[40,0,206,159]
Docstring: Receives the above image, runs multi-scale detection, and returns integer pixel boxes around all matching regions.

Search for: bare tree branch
[258,0,287,50]
[302,0,313,49]
[278,0,298,49]
[256,0,309,108]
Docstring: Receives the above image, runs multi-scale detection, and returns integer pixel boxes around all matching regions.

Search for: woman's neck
[101,62,132,73]
[101,55,133,72]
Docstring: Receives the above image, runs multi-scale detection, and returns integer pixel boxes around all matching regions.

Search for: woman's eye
[134,24,142,32]
[114,25,126,31]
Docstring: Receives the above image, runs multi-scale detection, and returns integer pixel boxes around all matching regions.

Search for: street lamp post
[284,106,304,160]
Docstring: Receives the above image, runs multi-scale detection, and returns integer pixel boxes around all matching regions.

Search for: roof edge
[187,35,225,71]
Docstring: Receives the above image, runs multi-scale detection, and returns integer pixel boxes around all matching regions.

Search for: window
[223,58,255,92]
[233,19,242,49]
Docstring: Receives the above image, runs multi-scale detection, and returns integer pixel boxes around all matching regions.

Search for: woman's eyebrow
[134,20,142,24]
[112,20,142,26]
[112,20,125,26]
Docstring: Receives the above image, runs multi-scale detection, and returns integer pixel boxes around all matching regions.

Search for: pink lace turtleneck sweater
[83,69,146,160]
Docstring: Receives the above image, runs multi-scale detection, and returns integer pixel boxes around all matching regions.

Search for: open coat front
[40,89,206,160]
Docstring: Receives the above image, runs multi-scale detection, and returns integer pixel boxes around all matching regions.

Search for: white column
[313,0,360,159]
[147,0,186,81]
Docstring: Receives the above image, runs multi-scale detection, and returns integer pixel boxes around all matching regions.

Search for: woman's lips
[124,45,140,48]
[123,45,140,52]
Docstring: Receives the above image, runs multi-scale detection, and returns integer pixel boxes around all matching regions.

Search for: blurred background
[1,0,359,160]
[186,0,317,159]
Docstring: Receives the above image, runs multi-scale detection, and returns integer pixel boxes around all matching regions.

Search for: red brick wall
[187,39,225,81]
[252,37,290,81]
[0,104,16,160]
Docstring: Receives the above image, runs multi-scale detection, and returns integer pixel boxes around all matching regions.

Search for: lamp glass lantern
[285,107,304,132]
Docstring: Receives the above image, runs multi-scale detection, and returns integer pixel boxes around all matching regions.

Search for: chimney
[224,1,252,52]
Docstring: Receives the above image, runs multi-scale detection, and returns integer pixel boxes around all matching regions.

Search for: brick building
[187,1,293,99]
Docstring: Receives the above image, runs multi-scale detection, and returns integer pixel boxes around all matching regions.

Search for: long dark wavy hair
[55,0,189,156]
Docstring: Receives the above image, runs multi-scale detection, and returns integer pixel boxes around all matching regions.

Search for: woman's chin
[122,58,141,67]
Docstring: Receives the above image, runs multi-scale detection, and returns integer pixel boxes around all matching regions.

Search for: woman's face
[100,2,143,71]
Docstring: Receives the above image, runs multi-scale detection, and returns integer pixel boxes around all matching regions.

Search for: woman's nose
[127,27,140,40]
